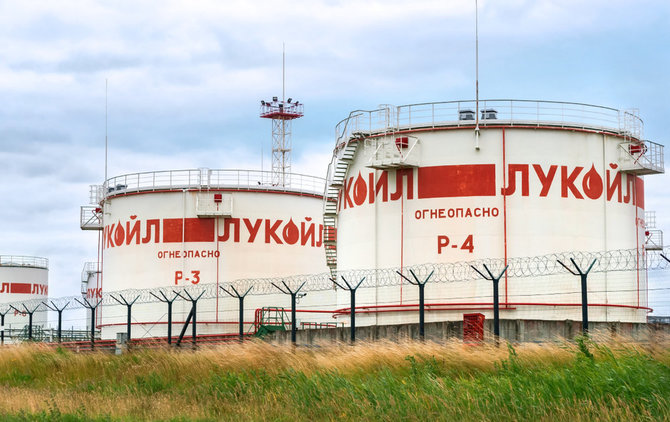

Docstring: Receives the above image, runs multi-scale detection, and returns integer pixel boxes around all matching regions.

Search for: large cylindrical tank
[97,169,329,339]
[326,100,664,324]
[0,256,49,336]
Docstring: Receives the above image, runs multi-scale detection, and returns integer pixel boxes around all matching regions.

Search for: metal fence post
[150,291,178,344]
[28,310,33,340]
[110,294,139,345]
[10,304,41,341]
[471,264,509,342]
[192,299,197,343]
[42,301,69,343]
[291,294,296,342]
[272,281,306,345]
[90,306,95,346]
[557,258,597,333]
[0,309,9,345]
[74,298,103,349]
[331,277,365,343]
[220,285,253,341]
[396,270,434,340]
[57,308,63,342]
[174,290,205,348]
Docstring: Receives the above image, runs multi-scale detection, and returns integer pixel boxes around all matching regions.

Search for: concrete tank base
[270,319,670,344]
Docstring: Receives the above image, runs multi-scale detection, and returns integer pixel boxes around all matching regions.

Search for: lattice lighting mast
[260,50,303,187]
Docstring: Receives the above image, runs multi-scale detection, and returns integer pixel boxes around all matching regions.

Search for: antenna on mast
[474,0,480,150]
[259,45,304,187]
[105,79,108,182]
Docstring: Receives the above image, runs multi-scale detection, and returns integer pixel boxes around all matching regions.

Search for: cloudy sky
[1,0,669,312]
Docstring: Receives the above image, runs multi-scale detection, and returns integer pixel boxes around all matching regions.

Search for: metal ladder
[323,141,359,276]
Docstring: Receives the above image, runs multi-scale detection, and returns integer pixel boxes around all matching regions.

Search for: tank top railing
[334,100,641,148]
[0,256,48,269]
[103,169,326,199]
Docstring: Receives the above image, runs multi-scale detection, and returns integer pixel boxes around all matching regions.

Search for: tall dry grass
[0,335,668,421]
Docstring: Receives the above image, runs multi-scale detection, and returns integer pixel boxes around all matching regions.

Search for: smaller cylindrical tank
[81,261,101,331]
[0,256,49,338]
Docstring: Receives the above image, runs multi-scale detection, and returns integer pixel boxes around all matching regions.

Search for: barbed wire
[233,247,670,292]
[2,247,668,313]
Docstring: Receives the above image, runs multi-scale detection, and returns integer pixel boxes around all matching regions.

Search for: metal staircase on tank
[323,141,359,276]
[618,139,664,175]
[80,185,104,230]
[644,211,664,251]
[364,105,420,170]
[617,110,664,175]
[365,134,421,170]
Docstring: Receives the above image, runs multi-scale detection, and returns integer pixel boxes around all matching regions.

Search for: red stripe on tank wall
[417,164,496,199]
[635,176,644,209]
[10,283,31,294]
[162,219,183,243]
[184,218,215,242]
[162,218,216,243]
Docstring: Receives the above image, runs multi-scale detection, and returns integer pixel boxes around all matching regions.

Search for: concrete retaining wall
[271,319,670,345]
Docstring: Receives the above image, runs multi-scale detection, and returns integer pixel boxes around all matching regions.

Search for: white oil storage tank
[86,169,329,339]
[0,255,49,339]
[325,100,664,325]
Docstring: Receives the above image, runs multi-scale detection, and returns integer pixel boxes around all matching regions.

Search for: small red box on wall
[213,193,222,203]
[463,313,485,342]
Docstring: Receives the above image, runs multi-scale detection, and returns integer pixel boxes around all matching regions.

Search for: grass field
[0,336,669,421]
